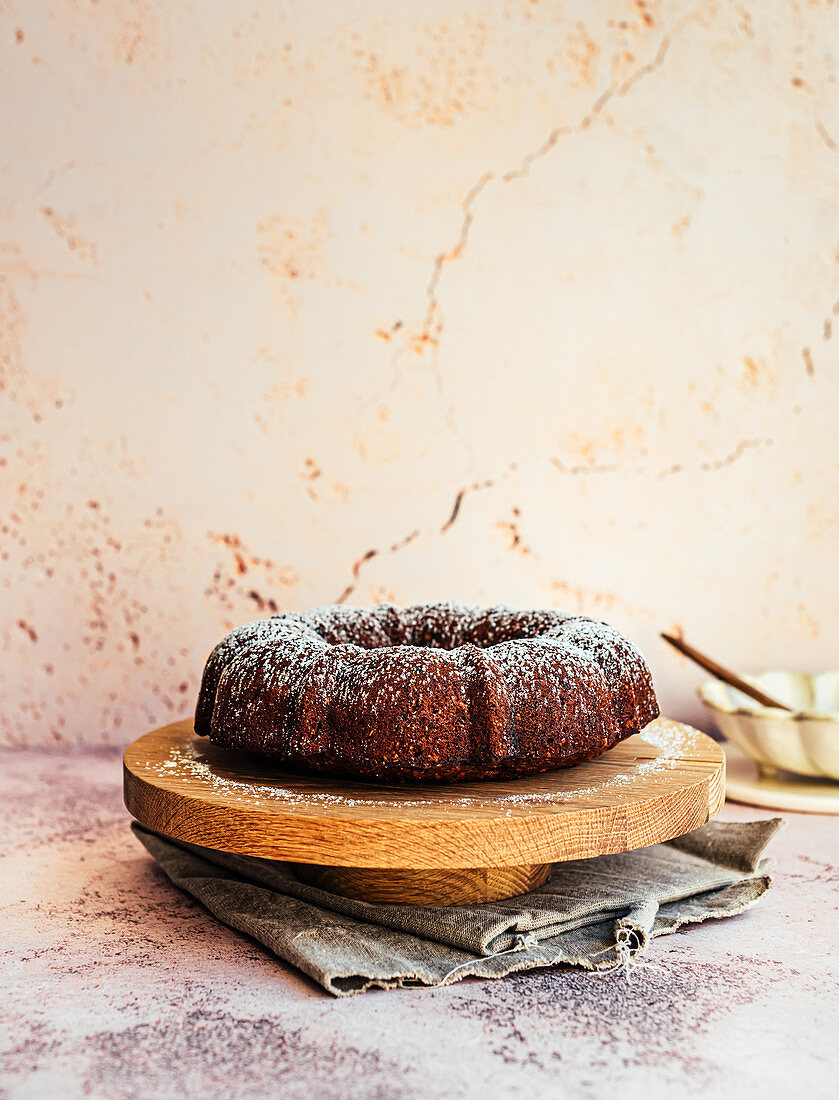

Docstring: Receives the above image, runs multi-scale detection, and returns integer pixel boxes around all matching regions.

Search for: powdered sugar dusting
[196,602,660,781]
[143,718,696,814]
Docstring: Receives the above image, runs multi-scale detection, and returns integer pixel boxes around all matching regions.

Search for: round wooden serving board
[124,717,725,905]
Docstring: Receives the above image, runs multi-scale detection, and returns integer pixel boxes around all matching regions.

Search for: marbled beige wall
[2,0,838,746]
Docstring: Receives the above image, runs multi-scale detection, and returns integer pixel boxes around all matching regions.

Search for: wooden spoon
[660,632,794,712]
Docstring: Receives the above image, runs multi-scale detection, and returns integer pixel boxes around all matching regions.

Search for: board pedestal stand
[294,862,552,906]
[124,718,726,907]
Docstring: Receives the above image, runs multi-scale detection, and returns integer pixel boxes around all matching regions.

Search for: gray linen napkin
[132,818,782,997]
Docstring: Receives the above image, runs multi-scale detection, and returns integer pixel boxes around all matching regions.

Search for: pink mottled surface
[1,747,838,1099]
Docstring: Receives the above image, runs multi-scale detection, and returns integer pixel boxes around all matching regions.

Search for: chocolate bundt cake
[195,603,659,782]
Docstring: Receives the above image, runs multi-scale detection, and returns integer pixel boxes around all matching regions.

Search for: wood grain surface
[123,717,726,869]
[295,862,553,905]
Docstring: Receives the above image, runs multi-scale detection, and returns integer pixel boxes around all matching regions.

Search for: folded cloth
[132,818,783,997]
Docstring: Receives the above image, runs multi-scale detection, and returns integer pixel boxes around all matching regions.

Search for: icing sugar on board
[124,717,725,870]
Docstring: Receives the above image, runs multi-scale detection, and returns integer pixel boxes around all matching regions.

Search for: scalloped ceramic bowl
[699,670,839,780]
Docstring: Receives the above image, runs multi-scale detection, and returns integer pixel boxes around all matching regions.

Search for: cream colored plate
[725,744,839,815]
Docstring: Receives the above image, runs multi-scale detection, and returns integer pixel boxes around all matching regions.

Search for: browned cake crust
[195,603,659,781]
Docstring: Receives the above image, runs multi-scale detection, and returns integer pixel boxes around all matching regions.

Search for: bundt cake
[194,603,659,782]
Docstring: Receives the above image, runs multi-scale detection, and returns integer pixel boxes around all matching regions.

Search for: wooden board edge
[123,749,726,869]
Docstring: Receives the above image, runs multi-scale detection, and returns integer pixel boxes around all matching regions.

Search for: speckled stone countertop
[2,747,838,1100]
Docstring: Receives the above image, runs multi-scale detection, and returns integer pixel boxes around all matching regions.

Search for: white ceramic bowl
[699,670,839,780]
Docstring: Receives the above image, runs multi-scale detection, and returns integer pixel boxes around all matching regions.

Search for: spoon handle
[660,632,794,712]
